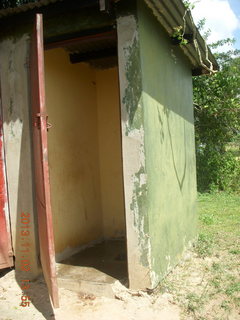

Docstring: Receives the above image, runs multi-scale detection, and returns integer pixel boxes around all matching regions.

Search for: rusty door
[30,14,59,308]
[0,93,13,270]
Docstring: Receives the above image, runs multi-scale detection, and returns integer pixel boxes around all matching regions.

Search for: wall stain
[123,36,142,134]
[130,165,149,266]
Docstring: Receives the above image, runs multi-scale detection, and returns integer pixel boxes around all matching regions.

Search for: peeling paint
[122,36,142,133]
[117,13,150,268]
[117,12,152,289]
[130,165,149,266]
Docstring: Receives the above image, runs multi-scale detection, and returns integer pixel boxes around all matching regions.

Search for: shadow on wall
[159,107,187,193]
[120,3,192,196]
[123,0,194,130]
[0,34,54,317]
[140,1,194,125]
[122,34,189,193]
[14,94,55,318]
[0,36,57,318]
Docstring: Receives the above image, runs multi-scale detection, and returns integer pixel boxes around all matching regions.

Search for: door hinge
[34,113,52,131]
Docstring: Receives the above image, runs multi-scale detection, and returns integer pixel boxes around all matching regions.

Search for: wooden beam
[45,30,116,50]
[69,47,117,63]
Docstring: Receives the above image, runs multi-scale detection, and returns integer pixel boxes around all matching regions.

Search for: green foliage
[174,5,240,193]
[196,147,240,192]
[193,48,240,192]
[229,249,240,255]
[172,26,189,45]
[225,282,240,297]
[183,0,197,11]
[194,232,213,257]
[200,212,216,225]
[186,292,203,312]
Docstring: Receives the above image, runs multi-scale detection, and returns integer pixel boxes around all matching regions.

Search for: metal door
[0,94,13,270]
[30,14,59,308]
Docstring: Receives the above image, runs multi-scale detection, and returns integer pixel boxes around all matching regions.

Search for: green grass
[162,192,240,320]
[194,193,239,264]
[197,193,240,302]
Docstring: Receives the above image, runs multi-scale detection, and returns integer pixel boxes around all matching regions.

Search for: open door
[30,14,59,308]
[0,92,13,270]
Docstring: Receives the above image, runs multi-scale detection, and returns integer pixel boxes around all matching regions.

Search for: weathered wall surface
[0,0,197,289]
[138,1,197,286]
[45,49,125,259]
[45,49,102,257]
[0,2,117,277]
[117,0,197,289]
[0,34,40,277]
[96,68,126,239]
[117,1,152,289]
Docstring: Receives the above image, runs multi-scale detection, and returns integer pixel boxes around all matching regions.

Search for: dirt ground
[0,268,180,320]
[0,248,239,320]
[1,193,239,320]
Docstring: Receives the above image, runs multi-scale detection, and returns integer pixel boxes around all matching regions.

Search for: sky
[191,0,240,51]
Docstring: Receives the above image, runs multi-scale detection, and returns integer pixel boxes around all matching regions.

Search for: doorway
[44,41,128,292]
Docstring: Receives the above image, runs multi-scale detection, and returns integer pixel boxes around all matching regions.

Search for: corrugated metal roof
[144,0,219,74]
[0,0,218,74]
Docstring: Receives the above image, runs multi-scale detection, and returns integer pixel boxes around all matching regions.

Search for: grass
[161,192,240,320]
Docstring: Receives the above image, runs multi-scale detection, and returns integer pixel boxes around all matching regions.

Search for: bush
[196,146,240,192]
[193,51,240,193]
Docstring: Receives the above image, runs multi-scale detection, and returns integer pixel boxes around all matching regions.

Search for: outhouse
[0,0,218,308]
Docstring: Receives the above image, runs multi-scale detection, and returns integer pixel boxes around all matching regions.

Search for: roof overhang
[144,0,219,75]
[0,0,218,75]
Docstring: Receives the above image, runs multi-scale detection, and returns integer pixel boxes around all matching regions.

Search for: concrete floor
[57,239,128,297]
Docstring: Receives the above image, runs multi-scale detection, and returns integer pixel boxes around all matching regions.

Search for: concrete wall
[0,36,125,272]
[44,48,125,259]
[117,0,197,289]
[45,48,102,256]
[117,1,152,289]
[0,0,197,290]
[96,69,126,239]
[138,1,197,286]
[0,3,120,278]
[0,34,40,277]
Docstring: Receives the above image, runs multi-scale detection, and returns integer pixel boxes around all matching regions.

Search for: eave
[144,0,219,75]
[0,0,219,75]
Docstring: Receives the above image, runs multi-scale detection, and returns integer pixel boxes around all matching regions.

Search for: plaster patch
[117,15,142,134]
[117,14,151,288]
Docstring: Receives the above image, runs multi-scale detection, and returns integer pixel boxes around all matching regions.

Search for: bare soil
[0,269,180,320]
[1,193,239,320]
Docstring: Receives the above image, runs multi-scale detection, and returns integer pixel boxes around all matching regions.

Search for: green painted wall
[117,0,197,288]
[138,1,198,286]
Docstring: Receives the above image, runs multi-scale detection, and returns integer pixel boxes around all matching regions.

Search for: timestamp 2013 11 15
[19,212,31,307]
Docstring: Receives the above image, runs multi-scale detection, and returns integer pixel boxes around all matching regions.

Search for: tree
[193,42,240,192]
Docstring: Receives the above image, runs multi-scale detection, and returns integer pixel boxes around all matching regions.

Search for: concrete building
[0,0,218,308]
